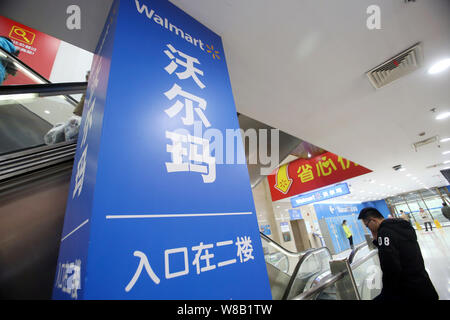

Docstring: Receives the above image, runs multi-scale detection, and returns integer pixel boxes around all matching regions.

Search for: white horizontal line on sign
[105,212,253,219]
[61,219,89,242]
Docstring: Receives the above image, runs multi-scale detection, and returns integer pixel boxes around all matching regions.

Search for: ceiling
[2,0,449,203]
[170,0,450,201]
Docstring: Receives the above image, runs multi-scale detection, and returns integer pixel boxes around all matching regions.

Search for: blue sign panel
[290,183,350,207]
[314,203,366,253]
[53,0,271,300]
[289,209,302,220]
[260,225,272,236]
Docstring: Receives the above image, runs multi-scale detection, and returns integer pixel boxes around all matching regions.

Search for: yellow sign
[274,164,292,194]
[434,219,442,228]
[9,26,36,45]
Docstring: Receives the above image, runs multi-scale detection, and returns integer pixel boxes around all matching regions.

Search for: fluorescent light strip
[0,93,38,101]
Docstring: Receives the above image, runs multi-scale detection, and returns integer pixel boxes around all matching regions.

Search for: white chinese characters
[125,236,254,292]
[165,131,216,183]
[55,259,82,299]
[162,43,216,183]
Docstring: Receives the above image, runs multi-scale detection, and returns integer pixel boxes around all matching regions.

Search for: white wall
[50,40,93,84]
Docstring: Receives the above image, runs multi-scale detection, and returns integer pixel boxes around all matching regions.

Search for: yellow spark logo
[206,44,220,60]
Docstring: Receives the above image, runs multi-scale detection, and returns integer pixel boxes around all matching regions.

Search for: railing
[292,246,379,300]
[0,47,82,106]
[260,232,316,258]
[348,241,369,264]
[281,246,332,300]
[0,47,88,181]
[260,232,334,300]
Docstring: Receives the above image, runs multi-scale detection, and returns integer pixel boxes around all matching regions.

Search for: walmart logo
[135,0,220,60]
[205,44,220,60]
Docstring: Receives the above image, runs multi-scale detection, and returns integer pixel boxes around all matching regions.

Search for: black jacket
[373,218,438,300]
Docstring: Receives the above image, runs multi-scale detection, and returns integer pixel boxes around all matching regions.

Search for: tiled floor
[416,226,450,300]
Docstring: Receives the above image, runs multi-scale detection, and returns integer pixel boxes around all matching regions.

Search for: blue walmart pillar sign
[53,0,272,299]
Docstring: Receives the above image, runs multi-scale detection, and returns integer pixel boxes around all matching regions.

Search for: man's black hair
[443,202,448,206]
[342,219,347,224]
[358,207,384,220]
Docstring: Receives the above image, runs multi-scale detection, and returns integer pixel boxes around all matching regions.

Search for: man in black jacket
[358,207,438,300]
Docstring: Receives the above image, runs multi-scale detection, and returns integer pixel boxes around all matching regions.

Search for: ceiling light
[443,151,450,155]
[436,112,450,120]
[444,160,450,164]
[441,138,450,143]
[44,110,51,114]
[0,93,38,101]
[428,58,450,74]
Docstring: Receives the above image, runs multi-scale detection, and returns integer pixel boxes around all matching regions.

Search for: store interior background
[1,0,449,299]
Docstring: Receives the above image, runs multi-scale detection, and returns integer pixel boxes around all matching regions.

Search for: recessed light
[399,168,406,171]
[436,112,450,120]
[443,151,450,155]
[441,138,450,143]
[44,110,51,114]
[428,58,450,74]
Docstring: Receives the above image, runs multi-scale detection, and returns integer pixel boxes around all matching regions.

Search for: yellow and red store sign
[0,16,60,84]
[267,151,372,201]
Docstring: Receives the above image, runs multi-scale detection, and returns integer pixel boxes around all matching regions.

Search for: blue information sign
[53,0,271,300]
[290,183,350,208]
[289,209,302,220]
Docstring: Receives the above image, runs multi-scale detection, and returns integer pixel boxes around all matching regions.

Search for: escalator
[0,46,86,299]
[262,231,383,300]
[261,232,334,300]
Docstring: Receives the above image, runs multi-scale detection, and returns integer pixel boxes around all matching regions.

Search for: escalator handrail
[348,242,369,264]
[291,248,378,300]
[0,82,88,97]
[281,246,332,300]
[260,232,304,258]
[260,232,331,258]
[0,47,80,106]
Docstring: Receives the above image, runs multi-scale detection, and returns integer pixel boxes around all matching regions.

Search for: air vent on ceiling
[412,135,438,152]
[441,168,450,184]
[367,43,423,89]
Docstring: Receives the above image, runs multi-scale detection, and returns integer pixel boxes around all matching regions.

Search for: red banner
[0,15,60,84]
[267,152,372,201]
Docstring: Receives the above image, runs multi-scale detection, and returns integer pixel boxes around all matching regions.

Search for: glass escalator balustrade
[0,48,84,158]
[260,234,334,300]
[0,94,80,156]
